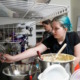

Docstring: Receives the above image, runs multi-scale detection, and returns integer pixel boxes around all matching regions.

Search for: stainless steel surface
[3,64,37,80]
[38,53,75,75]
[0,42,21,54]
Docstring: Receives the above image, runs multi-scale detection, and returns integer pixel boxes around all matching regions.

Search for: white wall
[71,0,80,31]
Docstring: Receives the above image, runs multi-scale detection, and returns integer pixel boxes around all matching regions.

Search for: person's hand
[0,53,2,57]
[74,57,80,67]
[0,54,14,63]
[0,53,5,61]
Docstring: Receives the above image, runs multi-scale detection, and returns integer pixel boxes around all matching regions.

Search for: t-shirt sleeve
[73,32,80,46]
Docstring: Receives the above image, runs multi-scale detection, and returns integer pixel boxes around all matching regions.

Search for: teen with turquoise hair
[0,15,80,68]
[52,15,72,31]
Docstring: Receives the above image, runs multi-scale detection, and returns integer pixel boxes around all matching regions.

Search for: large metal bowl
[38,53,76,75]
[3,64,36,80]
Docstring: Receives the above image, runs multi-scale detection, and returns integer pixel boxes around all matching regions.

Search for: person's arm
[36,38,44,46]
[74,43,80,66]
[2,43,47,63]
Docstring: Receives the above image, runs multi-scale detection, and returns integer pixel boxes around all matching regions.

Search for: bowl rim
[2,64,30,77]
[37,53,76,63]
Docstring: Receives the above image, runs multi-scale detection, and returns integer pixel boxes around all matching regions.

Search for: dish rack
[0,24,21,54]
[0,0,68,21]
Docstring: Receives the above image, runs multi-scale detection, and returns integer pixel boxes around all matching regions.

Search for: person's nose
[52,29,55,34]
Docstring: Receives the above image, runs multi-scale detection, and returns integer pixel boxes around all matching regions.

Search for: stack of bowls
[70,69,80,80]
[38,64,70,80]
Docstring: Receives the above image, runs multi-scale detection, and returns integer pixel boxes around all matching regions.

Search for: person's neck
[48,28,52,32]
[57,34,66,45]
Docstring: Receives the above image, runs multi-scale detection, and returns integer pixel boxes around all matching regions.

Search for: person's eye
[55,28,59,30]
[55,28,59,31]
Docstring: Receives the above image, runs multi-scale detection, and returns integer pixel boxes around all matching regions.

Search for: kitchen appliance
[16,21,36,50]
[0,20,36,52]
[38,53,75,75]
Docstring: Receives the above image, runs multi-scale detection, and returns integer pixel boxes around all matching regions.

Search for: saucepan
[38,53,76,75]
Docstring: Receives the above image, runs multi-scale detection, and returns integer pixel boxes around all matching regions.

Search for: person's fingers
[0,53,5,61]
[1,59,5,63]
[0,54,10,63]
[0,53,2,58]
[0,54,14,63]
[0,53,2,55]
[1,59,12,63]
[0,58,6,63]
[4,54,9,56]
[3,54,9,59]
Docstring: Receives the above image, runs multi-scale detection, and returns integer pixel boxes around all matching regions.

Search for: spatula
[54,43,67,59]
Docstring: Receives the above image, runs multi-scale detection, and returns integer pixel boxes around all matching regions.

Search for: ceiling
[0,0,68,21]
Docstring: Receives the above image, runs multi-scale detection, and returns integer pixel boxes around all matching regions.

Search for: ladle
[54,43,67,59]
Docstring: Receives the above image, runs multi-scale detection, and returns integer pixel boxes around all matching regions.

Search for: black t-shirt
[42,32,80,55]
[43,31,52,40]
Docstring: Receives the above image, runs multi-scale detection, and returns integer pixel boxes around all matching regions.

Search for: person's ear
[65,28,68,32]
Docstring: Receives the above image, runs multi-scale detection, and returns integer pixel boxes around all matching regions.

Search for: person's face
[43,24,52,32]
[51,21,67,39]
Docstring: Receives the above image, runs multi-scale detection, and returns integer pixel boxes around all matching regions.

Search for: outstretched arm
[1,43,47,63]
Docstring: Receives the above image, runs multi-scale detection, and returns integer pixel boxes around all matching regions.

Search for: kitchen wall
[71,0,80,31]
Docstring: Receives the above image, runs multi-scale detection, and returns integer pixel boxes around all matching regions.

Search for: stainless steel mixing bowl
[3,64,36,80]
[38,53,76,75]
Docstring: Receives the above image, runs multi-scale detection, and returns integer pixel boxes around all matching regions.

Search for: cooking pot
[38,53,76,75]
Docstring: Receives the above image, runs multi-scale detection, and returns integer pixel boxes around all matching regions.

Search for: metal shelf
[36,29,45,32]
[0,0,68,21]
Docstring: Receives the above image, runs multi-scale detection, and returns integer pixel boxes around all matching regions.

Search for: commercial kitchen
[0,0,80,80]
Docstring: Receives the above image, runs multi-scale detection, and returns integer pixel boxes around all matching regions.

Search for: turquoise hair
[52,15,72,31]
